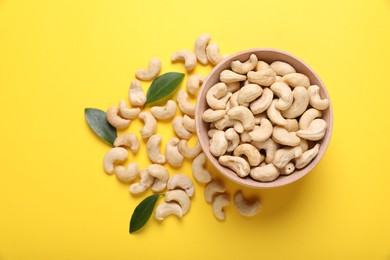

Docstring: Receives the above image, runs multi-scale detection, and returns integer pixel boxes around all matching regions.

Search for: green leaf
[145,72,185,106]
[84,108,117,145]
[130,194,162,233]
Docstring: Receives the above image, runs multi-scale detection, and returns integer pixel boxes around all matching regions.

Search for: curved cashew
[233,144,263,166]
[250,87,274,114]
[204,180,225,203]
[234,191,262,217]
[212,194,230,221]
[194,33,211,65]
[282,86,309,118]
[173,116,192,139]
[209,130,228,157]
[177,90,195,116]
[219,70,247,83]
[155,202,183,221]
[146,134,166,164]
[148,164,169,193]
[250,164,280,182]
[272,125,301,146]
[256,60,270,71]
[186,74,206,96]
[206,41,223,65]
[247,68,276,86]
[128,80,146,107]
[308,85,329,110]
[118,100,140,119]
[270,61,296,76]
[237,84,263,106]
[214,115,235,130]
[208,128,218,138]
[114,133,140,153]
[229,90,239,108]
[226,82,241,93]
[182,114,196,133]
[270,81,293,111]
[171,49,197,71]
[295,143,320,169]
[249,118,273,142]
[167,174,195,197]
[296,119,327,141]
[103,147,128,174]
[266,99,287,126]
[225,128,240,152]
[114,162,139,183]
[298,138,309,153]
[150,100,177,120]
[280,162,295,175]
[273,147,303,169]
[129,169,154,195]
[106,106,130,130]
[231,54,258,74]
[240,131,252,143]
[202,109,226,122]
[192,153,212,184]
[251,138,279,164]
[165,190,191,215]
[299,109,322,131]
[135,57,162,81]
[227,106,255,131]
[206,83,231,110]
[165,138,184,168]
[139,112,157,139]
[282,73,310,88]
[178,140,201,159]
[285,119,299,132]
[219,155,250,178]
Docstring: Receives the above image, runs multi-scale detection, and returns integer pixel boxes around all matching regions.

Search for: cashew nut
[118,100,140,119]
[206,41,223,65]
[129,169,154,195]
[209,130,228,157]
[208,128,219,138]
[148,164,169,193]
[114,133,140,153]
[250,163,280,182]
[182,114,196,133]
[194,33,211,65]
[229,90,239,108]
[173,116,192,139]
[155,202,183,221]
[192,153,212,184]
[150,100,177,120]
[219,155,250,178]
[204,180,225,203]
[254,112,267,124]
[296,119,327,141]
[266,99,287,126]
[135,57,162,81]
[270,82,293,111]
[233,191,262,217]
[177,90,196,116]
[281,86,309,118]
[178,140,202,159]
[212,193,230,221]
[299,108,323,130]
[103,147,128,174]
[225,128,240,152]
[249,118,273,142]
[250,87,274,114]
[106,106,131,130]
[165,138,184,168]
[219,69,247,83]
[206,83,232,110]
[165,190,191,215]
[146,134,166,164]
[237,84,263,106]
[272,125,301,146]
[280,162,295,175]
[298,138,309,153]
[251,138,279,164]
[285,119,299,132]
[282,73,310,88]
[233,144,263,166]
[226,82,241,93]
[171,49,197,71]
[167,174,195,197]
[295,143,320,169]
[247,68,276,86]
[128,79,146,107]
[227,106,255,131]
[139,112,157,139]
[186,74,206,96]
[231,54,258,74]
[114,162,139,183]
[256,60,270,71]
[202,109,226,122]
[240,131,252,143]
[273,147,303,169]
[270,61,296,76]
[308,85,329,110]
[214,115,235,130]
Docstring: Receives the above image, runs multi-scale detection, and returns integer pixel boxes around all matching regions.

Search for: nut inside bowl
[195,48,333,188]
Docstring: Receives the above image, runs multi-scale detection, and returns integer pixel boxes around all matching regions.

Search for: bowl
[195,48,333,188]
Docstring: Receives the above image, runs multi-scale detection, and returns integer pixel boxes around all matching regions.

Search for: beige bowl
[195,48,333,188]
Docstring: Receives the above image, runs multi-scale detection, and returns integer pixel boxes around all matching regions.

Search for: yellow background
[1,0,389,259]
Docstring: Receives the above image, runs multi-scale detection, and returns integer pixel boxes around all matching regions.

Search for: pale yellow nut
[135,57,162,81]
[204,180,225,204]
[296,119,327,141]
[178,140,201,159]
[308,85,330,110]
[113,133,140,153]
[171,49,197,72]
[234,191,262,217]
[295,143,320,169]
[206,82,231,110]
[233,144,263,167]
[209,130,228,157]
[167,174,195,197]
[272,125,301,147]
[146,134,166,164]
[251,138,279,164]
[155,202,183,221]
[212,193,230,221]
[250,87,274,114]
[186,74,206,96]
[219,156,250,178]
[139,112,157,139]
[202,109,226,123]
[219,70,247,83]
[249,118,273,142]
[129,169,154,195]
[247,68,276,86]
[118,100,140,119]
[281,87,310,119]
[206,41,223,65]
[150,100,177,120]
[128,80,146,107]
[103,147,128,174]
[177,90,196,116]
[280,162,295,175]
[299,108,322,130]
[227,106,255,131]
[106,106,130,130]
[231,54,258,74]
[250,163,280,182]
[114,162,139,183]
[194,33,211,65]
[173,116,192,140]
[270,61,296,76]
[237,84,263,107]
[165,190,191,215]
[282,73,310,88]
[270,81,293,111]
[256,60,270,71]
[182,114,196,133]
[266,99,287,127]
[225,128,240,152]
[273,147,302,169]
[165,137,184,168]
[147,164,169,193]
[192,153,212,184]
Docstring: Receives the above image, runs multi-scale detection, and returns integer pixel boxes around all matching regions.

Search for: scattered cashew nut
[178,140,202,159]
[219,155,250,178]
[173,116,192,140]
[192,153,212,184]
[146,134,166,164]
[177,90,196,116]
[150,100,177,120]
[128,80,146,107]
[171,49,197,71]
[135,57,162,81]
[114,133,140,153]
[106,106,130,130]
[194,33,211,65]
[234,191,262,217]
[204,180,225,203]
[103,147,128,174]
[187,74,206,95]
[165,190,191,215]
[155,202,183,221]
[167,174,195,197]
[212,194,230,221]
[139,112,157,139]
[165,137,184,168]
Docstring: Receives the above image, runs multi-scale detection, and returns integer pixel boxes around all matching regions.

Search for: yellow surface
[1,0,389,259]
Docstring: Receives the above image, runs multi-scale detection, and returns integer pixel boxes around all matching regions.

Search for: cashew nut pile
[203,55,329,182]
